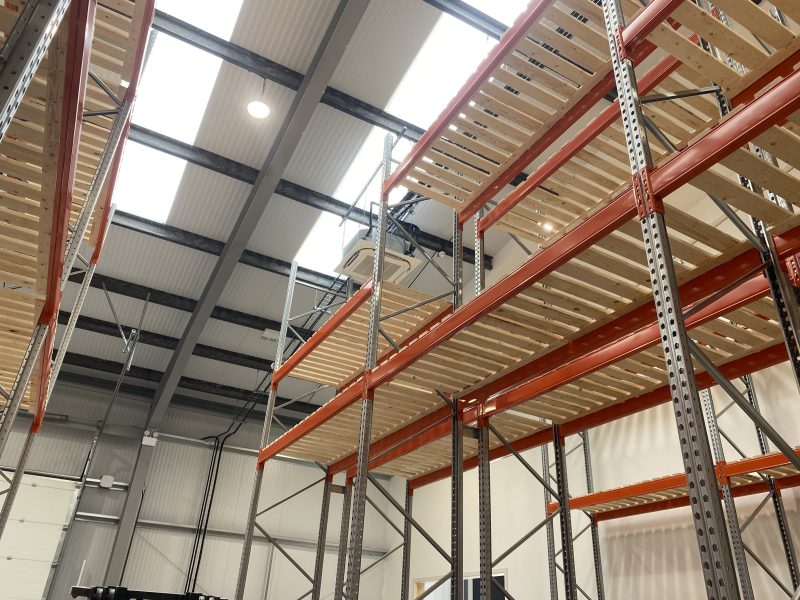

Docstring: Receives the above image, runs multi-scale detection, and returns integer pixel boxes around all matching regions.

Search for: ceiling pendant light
[247,99,270,119]
[247,78,270,119]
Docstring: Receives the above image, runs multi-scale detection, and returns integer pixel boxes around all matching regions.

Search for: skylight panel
[459,0,529,28]
[156,0,243,40]
[112,142,187,224]
[111,0,244,222]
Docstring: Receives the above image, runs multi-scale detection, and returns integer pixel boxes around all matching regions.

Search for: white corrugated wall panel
[0,419,92,478]
[0,475,77,600]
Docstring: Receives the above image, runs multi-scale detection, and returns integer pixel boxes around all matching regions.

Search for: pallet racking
[0,0,155,541]
[235,0,800,598]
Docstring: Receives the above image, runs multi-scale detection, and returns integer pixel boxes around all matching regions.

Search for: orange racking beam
[549,448,800,520]
[476,32,694,233]
[479,274,768,419]
[592,474,800,522]
[462,0,687,225]
[409,342,789,490]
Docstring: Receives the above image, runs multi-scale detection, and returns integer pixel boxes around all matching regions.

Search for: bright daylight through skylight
[111,0,245,223]
[293,1,529,276]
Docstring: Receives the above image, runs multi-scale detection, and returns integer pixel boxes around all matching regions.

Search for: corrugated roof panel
[65,329,174,373]
[330,0,440,108]
[245,193,322,262]
[61,286,190,341]
[231,0,339,74]
[282,104,373,194]
[166,164,252,241]
[192,64,296,167]
[215,263,319,320]
[198,318,277,359]
[183,356,267,392]
[98,226,217,299]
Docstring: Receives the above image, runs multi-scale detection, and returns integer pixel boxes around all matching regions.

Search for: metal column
[553,425,577,600]
[542,445,559,600]
[742,375,799,588]
[450,196,465,600]
[400,482,413,600]
[474,210,485,295]
[478,424,492,600]
[601,1,742,597]
[312,476,332,600]
[701,389,754,599]
[0,0,71,141]
[453,213,464,308]
[451,403,464,600]
[581,432,605,600]
[233,263,299,600]
[335,481,352,600]
[343,134,392,599]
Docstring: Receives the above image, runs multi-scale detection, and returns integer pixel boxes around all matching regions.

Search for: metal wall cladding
[49,520,118,596]
[0,420,91,478]
[0,475,79,600]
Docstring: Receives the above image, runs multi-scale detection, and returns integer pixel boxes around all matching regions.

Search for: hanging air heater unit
[336,228,421,284]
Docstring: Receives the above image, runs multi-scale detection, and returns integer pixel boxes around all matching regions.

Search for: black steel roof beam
[422,0,505,39]
[59,352,317,417]
[57,369,277,426]
[68,271,316,341]
[128,125,492,269]
[113,211,342,289]
[57,310,272,372]
[151,10,424,141]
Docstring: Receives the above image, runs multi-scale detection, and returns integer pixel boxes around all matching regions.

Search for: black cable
[184,273,349,588]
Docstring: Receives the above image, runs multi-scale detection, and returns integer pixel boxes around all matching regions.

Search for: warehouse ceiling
[56,0,529,428]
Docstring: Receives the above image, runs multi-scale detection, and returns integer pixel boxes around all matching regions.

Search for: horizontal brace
[640,86,720,103]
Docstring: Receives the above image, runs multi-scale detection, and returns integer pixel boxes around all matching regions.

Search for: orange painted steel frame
[333,259,783,478]
[33,0,97,431]
[547,449,800,521]
[32,0,157,430]
[592,475,800,522]
[259,57,800,468]
[409,343,790,490]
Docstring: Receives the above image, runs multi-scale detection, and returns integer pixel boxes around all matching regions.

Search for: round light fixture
[247,99,271,119]
[543,222,554,232]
